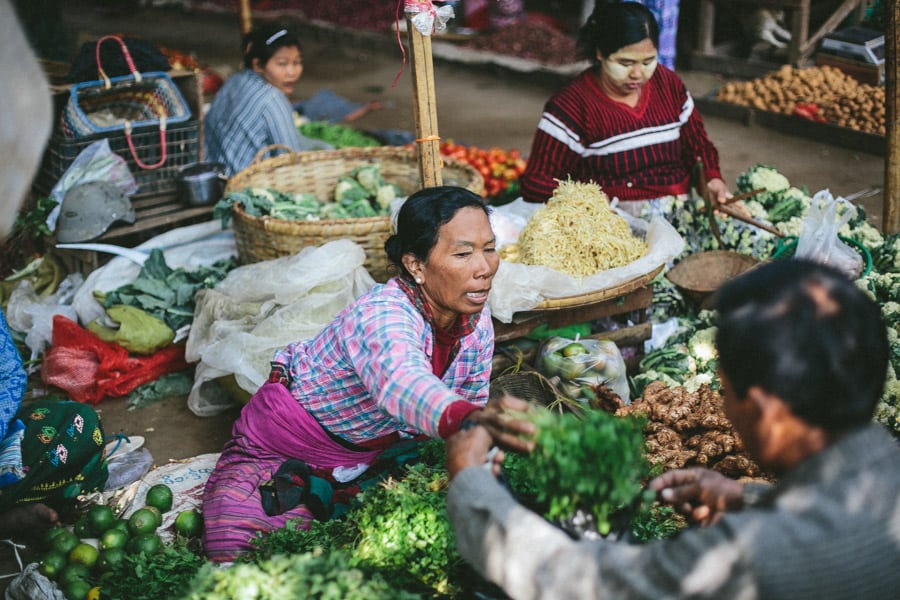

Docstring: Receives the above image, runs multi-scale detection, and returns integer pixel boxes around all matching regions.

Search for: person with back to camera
[201,185,535,563]
[445,258,900,599]
[204,23,328,176]
[519,2,733,216]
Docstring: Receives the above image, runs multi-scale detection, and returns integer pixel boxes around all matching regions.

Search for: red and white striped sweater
[519,65,723,203]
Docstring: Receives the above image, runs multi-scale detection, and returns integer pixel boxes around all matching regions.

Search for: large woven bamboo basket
[226,146,484,282]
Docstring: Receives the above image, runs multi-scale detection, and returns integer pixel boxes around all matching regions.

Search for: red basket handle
[95,35,142,89]
[124,119,167,170]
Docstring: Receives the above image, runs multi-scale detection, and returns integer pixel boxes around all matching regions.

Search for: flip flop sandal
[104,434,145,461]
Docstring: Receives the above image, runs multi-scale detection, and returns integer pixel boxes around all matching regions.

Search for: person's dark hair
[577,1,660,64]
[385,186,490,277]
[241,23,302,69]
[713,259,888,432]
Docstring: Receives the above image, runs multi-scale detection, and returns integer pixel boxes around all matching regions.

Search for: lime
[145,484,173,514]
[58,563,92,589]
[73,517,92,539]
[65,578,93,600]
[39,550,68,580]
[111,518,130,535]
[85,505,116,536]
[68,542,99,570]
[96,547,126,573]
[87,586,102,600]
[174,509,203,538]
[127,508,158,536]
[126,532,161,556]
[562,342,588,357]
[143,504,163,527]
[50,530,81,556]
[99,528,129,551]
[43,526,68,550]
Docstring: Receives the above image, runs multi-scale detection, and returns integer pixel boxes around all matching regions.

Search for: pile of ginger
[611,381,772,481]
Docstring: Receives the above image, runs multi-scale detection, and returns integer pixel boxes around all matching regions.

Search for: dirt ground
[28,0,892,489]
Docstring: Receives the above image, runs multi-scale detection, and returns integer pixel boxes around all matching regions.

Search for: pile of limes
[37,483,203,600]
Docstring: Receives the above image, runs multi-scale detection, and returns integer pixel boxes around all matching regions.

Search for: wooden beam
[239,0,252,35]
[798,0,865,59]
[405,16,443,189]
[885,0,900,233]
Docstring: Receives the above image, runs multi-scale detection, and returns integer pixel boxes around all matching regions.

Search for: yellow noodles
[510,179,647,277]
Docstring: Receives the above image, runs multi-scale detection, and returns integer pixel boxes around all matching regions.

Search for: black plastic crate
[34,119,200,197]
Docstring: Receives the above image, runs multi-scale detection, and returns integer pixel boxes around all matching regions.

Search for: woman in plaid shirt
[202,186,533,562]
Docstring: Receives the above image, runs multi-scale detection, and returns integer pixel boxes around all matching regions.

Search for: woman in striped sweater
[520,2,732,213]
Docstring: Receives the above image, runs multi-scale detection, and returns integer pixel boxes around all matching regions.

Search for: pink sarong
[202,382,381,562]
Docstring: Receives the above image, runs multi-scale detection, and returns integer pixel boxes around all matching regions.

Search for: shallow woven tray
[531,264,665,311]
[490,370,563,407]
[226,146,484,282]
[666,250,759,307]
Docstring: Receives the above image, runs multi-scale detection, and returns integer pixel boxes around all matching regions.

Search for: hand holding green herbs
[502,407,652,537]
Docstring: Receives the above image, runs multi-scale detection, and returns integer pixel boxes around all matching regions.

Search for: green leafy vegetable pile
[637,163,900,437]
[185,549,419,600]
[95,249,237,332]
[102,544,207,600]
[214,164,402,226]
[299,120,382,149]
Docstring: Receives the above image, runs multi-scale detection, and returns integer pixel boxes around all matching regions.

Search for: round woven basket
[490,370,575,412]
[226,146,484,282]
[666,250,759,308]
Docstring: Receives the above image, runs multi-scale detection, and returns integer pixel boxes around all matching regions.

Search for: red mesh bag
[41,315,189,404]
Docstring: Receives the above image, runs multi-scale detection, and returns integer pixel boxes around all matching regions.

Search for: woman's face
[598,37,658,98]
[253,45,303,96]
[407,206,499,330]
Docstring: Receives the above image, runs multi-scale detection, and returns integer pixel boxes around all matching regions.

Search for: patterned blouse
[271,279,494,445]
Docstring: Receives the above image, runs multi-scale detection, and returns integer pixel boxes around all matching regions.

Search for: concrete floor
[50,1,886,466]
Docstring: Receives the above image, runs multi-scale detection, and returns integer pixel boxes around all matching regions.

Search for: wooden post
[239,0,253,35]
[405,13,443,189]
[885,0,899,234]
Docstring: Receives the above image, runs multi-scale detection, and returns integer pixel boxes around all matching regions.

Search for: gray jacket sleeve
[447,467,757,600]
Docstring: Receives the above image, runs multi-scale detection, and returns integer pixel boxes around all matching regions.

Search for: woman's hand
[649,467,744,526]
[706,177,732,205]
[446,425,504,480]
[464,394,536,455]
[707,177,753,219]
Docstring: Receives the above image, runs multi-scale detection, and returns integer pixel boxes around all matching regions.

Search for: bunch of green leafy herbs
[102,543,207,600]
[240,456,466,598]
[503,407,654,537]
[184,548,419,600]
[95,248,236,331]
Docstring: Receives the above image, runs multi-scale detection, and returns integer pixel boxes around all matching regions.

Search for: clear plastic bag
[45,138,138,232]
[795,190,863,279]
[104,447,154,491]
[535,336,630,404]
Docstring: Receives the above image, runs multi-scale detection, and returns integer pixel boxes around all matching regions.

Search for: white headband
[265,29,288,45]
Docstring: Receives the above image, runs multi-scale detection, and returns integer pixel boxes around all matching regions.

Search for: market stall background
[17,0,880,459]
[0,0,890,597]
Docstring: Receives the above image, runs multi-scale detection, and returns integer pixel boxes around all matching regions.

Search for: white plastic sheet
[185,239,376,417]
